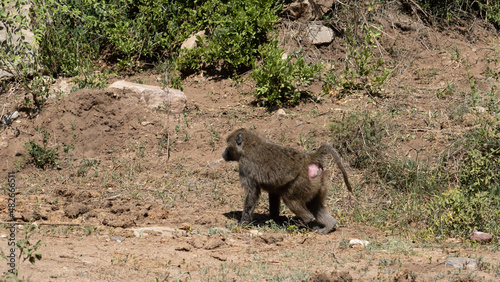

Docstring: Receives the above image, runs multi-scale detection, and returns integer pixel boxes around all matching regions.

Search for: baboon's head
[222,128,247,162]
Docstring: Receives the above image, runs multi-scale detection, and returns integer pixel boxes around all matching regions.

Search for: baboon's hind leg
[269,193,280,220]
[283,198,316,225]
[306,193,338,234]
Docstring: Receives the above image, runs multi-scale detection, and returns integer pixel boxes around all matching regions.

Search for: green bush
[251,39,323,107]
[29,0,281,76]
[427,189,500,237]
[178,0,281,73]
[32,0,198,72]
[0,0,52,112]
[459,126,500,197]
[425,124,500,237]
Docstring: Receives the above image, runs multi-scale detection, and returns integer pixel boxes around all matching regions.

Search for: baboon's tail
[317,145,353,192]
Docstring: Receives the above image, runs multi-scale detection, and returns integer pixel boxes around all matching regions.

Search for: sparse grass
[329,111,387,170]
[77,158,100,177]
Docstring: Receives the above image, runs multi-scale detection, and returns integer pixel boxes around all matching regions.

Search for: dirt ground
[1,4,500,281]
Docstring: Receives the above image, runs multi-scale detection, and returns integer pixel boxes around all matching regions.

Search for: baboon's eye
[236,133,243,146]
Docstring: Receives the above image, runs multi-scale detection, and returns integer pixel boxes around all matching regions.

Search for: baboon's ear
[236,133,243,146]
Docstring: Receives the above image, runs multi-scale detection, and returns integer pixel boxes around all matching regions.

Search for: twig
[205,158,224,168]
[105,193,125,201]
[331,247,340,263]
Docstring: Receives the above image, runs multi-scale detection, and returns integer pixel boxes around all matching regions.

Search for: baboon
[222,128,352,234]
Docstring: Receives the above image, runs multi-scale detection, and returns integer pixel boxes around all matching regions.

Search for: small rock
[181,30,205,50]
[249,229,263,236]
[275,109,286,118]
[1,111,19,125]
[111,235,125,243]
[349,239,370,247]
[285,0,318,21]
[468,230,493,243]
[211,253,227,261]
[50,80,73,98]
[472,106,487,113]
[0,139,8,148]
[306,23,334,45]
[108,80,186,114]
[258,233,284,244]
[444,257,478,270]
[102,215,135,228]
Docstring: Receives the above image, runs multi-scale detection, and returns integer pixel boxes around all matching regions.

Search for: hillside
[1,1,499,281]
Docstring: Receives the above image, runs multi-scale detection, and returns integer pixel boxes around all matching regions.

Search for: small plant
[251,39,323,107]
[17,224,43,264]
[25,128,58,169]
[323,23,392,98]
[427,189,499,237]
[72,69,109,90]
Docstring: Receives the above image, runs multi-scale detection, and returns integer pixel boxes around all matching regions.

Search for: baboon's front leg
[240,182,261,224]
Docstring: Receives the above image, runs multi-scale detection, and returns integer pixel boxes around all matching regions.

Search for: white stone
[276,109,286,117]
[181,30,206,50]
[127,226,187,238]
[109,80,186,114]
[249,229,263,236]
[349,239,370,247]
[307,24,334,45]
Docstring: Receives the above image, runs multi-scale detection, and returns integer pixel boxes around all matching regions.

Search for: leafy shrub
[459,126,500,197]
[425,124,500,237]
[25,141,58,169]
[427,189,500,237]
[28,0,206,75]
[251,39,323,107]
[178,0,281,73]
[0,1,53,112]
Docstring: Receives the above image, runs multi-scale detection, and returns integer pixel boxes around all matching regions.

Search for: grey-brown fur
[222,128,352,234]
